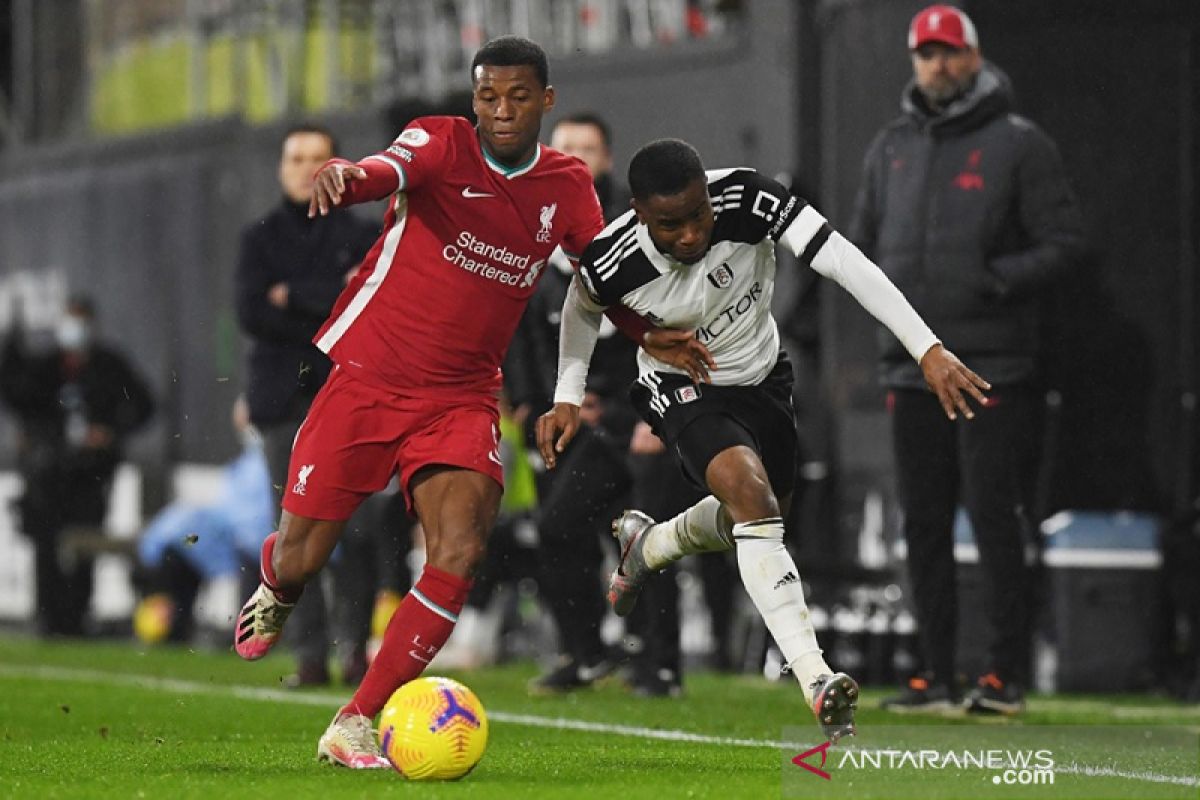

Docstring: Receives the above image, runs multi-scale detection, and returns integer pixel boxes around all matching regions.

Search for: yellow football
[378,676,488,780]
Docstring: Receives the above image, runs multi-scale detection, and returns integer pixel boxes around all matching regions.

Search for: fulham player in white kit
[538,139,991,743]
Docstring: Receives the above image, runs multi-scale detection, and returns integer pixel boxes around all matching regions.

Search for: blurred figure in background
[849,5,1085,715]
[506,112,640,693]
[134,397,273,644]
[0,294,154,636]
[235,123,379,686]
[623,421,708,696]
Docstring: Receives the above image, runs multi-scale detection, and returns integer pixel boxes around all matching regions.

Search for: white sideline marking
[1,663,1197,788]
[1057,762,1199,788]
[0,663,805,750]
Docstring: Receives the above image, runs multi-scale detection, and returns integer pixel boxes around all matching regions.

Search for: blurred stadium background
[0,0,1197,697]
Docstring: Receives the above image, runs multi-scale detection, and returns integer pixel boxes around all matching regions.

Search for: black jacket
[503,174,639,444]
[235,199,378,425]
[0,334,155,465]
[849,63,1086,388]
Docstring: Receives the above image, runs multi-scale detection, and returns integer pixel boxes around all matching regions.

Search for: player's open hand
[919,343,991,420]
[642,329,717,384]
[536,403,581,469]
[309,162,367,217]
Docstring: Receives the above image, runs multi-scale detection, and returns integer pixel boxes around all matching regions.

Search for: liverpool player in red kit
[231,36,664,769]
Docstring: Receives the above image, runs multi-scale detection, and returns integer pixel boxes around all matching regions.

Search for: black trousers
[891,385,1036,686]
[19,449,115,636]
[535,424,631,665]
[625,450,709,675]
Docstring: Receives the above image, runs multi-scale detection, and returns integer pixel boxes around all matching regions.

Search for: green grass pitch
[1,635,1197,798]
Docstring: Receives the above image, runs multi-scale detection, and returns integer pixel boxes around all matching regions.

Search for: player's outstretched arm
[780,213,993,420]
[535,403,581,469]
[308,158,399,217]
[918,343,991,421]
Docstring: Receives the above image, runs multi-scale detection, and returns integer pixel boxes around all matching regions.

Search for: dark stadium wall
[0,113,390,491]
[548,2,801,188]
[962,0,1198,516]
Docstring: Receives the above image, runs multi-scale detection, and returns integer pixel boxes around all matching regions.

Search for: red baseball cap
[908,5,979,50]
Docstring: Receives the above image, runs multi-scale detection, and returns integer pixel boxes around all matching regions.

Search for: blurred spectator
[0,294,154,636]
[507,112,640,694]
[623,422,709,695]
[849,5,1085,715]
[235,123,378,686]
[511,112,715,696]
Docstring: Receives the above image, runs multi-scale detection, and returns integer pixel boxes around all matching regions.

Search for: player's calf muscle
[274,514,344,585]
[705,450,778,521]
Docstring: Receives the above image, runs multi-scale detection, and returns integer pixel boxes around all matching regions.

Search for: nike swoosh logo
[408,650,432,664]
[462,187,494,199]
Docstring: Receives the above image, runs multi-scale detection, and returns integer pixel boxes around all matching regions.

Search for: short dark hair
[471,35,549,88]
[554,112,612,150]
[282,123,337,155]
[628,139,706,200]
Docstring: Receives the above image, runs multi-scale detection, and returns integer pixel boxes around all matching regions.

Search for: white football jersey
[577,168,821,387]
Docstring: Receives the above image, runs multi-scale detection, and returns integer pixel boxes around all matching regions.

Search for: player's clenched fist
[308,162,368,218]
[536,403,581,469]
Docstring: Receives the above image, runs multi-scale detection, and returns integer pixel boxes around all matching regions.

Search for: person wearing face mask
[847,5,1086,715]
[0,294,154,636]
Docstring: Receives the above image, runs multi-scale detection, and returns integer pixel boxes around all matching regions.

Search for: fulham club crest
[707,262,734,289]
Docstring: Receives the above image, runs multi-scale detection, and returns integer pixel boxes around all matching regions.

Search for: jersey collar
[482,142,541,179]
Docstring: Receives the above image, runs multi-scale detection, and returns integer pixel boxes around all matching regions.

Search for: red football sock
[341,565,472,719]
[259,532,302,604]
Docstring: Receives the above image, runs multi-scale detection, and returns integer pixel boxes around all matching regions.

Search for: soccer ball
[378,676,488,780]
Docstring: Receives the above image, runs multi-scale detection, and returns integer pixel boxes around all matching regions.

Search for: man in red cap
[849,5,1086,715]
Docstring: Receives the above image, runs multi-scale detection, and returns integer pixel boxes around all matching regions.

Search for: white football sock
[641,495,734,569]
[733,518,832,704]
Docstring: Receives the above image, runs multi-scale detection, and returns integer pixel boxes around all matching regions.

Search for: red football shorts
[281,366,503,520]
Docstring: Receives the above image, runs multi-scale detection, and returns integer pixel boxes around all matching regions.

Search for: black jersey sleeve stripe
[707,168,808,247]
[589,249,660,306]
[797,223,833,268]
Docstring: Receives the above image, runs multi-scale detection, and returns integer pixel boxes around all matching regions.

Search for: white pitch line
[0,663,808,751]
[2,663,1197,789]
[1057,762,1200,788]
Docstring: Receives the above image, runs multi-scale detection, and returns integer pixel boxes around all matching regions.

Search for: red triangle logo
[792,740,832,780]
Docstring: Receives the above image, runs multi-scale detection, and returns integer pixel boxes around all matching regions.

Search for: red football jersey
[314,116,605,397]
